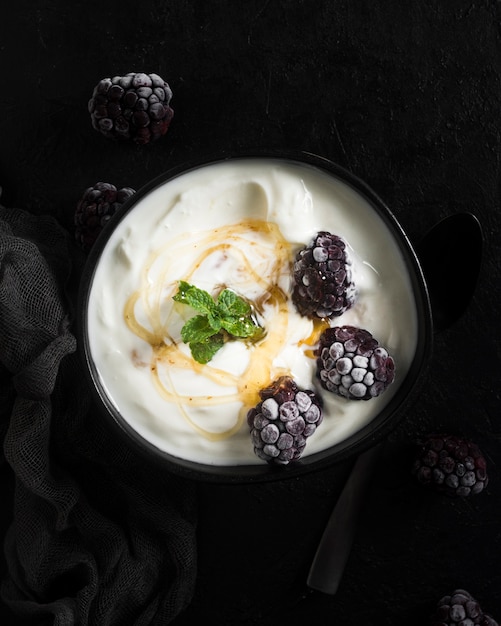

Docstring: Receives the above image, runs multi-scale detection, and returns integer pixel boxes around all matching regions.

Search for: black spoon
[306,212,483,595]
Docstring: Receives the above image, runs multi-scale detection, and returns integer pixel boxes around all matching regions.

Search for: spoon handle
[306,443,383,595]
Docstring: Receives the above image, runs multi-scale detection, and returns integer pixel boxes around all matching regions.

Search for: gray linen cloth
[0,204,197,625]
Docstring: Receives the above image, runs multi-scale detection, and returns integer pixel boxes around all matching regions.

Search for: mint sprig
[173,281,263,363]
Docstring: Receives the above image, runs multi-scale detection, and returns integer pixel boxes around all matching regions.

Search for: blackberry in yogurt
[316,326,396,400]
[292,231,356,319]
[247,376,323,464]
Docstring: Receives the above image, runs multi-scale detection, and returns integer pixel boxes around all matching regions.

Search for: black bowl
[78,150,433,483]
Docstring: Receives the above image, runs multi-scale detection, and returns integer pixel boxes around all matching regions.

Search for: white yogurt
[87,158,418,465]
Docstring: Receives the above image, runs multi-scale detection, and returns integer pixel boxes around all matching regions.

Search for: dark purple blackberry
[247,376,323,464]
[316,325,395,400]
[431,588,498,626]
[88,72,174,144]
[74,182,135,252]
[292,231,356,319]
[412,434,489,497]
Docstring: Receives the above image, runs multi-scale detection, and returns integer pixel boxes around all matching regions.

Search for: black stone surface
[1,0,501,624]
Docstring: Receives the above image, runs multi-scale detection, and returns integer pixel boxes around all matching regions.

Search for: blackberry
[316,325,395,400]
[412,434,489,497]
[74,182,135,252]
[88,72,174,144]
[292,231,356,319]
[247,376,323,464]
[432,588,498,626]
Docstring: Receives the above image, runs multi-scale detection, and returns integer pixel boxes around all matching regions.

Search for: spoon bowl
[417,212,483,332]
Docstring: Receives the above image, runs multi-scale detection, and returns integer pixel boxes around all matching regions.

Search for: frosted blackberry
[74,182,135,252]
[88,72,174,144]
[316,325,395,400]
[247,376,323,464]
[432,588,498,626]
[412,434,489,497]
[292,231,356,319]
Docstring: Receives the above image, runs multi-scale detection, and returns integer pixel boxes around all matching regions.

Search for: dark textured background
[2,0,501,624]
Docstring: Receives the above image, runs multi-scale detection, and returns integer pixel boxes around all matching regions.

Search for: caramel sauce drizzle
[123,218,302,441]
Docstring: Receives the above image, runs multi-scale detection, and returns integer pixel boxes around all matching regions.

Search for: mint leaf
[173,281,216,316]
[181,315,217,344]
[173,281,264,364]
[220,315,261,338]
[218,291,261,338]
[217,289,251,317]
[190,333,225,364]
[206,310,223,332]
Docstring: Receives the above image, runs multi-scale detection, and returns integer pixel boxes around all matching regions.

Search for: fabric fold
[0,205,197,625]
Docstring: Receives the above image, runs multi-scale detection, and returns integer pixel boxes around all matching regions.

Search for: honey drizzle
[299,317,331,358]
[123,218,298,441]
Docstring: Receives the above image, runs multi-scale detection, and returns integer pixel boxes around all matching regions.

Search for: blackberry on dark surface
[316,325,395,400]
[412,434,489,497]
[74,182,135,252]
[431,588,498,626]
[88,72,174,144]
[247,376,323,464]
[292,231,356,319]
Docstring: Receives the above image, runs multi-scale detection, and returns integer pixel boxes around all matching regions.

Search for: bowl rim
[77,149,433,483]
